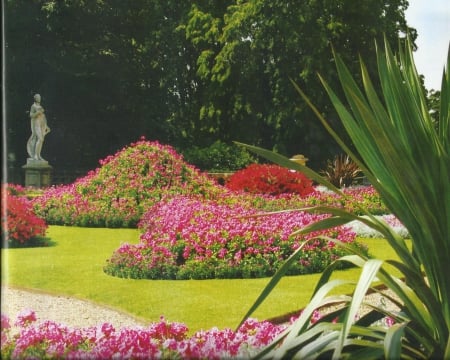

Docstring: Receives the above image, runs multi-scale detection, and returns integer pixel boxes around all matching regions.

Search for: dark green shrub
[182,141,256,172]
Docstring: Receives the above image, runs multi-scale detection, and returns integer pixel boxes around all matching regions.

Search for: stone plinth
[22,159,53,188]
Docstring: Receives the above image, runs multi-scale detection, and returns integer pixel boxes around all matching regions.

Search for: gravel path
[1,286,147,329]
[2,285,402,330]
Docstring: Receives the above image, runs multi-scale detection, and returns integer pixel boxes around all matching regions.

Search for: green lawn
[1,226,404,332]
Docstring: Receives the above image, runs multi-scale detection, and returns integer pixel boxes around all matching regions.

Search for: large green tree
[4,0,416,174]
[178,0,415,166]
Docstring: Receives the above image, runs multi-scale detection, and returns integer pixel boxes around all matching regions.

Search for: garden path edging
[1,286,147,329]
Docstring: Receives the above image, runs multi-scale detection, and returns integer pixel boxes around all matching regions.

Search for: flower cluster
[226,164,314,196]
[104,195,361,280]
[1,309,395,359]
[1,312,286,359]
[32,139,225,228]
[1,184,48,247]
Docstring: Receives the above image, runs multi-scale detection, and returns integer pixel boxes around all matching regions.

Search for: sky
[405,0,450,90]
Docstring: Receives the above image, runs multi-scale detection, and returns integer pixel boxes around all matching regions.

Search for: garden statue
[27,93,50,161]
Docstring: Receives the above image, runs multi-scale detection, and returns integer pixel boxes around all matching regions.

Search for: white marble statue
[27,94,50,161]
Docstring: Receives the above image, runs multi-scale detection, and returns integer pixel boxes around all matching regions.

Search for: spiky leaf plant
[320,154,362,188]
[238,37,449,359]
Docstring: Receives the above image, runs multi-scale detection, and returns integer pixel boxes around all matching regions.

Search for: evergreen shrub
[182,140,256,172]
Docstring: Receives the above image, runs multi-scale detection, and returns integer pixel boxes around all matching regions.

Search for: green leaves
[241,37,450,358]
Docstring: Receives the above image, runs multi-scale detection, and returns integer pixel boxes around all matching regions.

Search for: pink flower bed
[1,311,288,359]
[1,309,394,359]
[32,139,224,228]
[104,195,362,279]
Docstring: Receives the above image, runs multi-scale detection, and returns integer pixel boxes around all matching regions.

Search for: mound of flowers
[1,184,48,247]
[32,139,224,228]
[226,163,314,196]
[104,195,363,280]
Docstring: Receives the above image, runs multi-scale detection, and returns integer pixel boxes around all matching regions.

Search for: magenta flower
[14,309,37,327]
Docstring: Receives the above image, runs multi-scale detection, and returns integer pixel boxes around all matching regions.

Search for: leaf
[384,323,407,359]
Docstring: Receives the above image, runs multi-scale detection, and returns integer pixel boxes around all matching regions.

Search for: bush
[104,195,362,280]
[182,140,256,172]
[1,184,48,247]
[32,139,225,228]
[226,163,314,196]
[320,154,362,187]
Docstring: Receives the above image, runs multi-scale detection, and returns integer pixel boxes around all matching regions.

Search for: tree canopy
[4,0,416,173]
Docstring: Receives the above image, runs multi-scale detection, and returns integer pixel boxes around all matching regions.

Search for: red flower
[226,164,314,196]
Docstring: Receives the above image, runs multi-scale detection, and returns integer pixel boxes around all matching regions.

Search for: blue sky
[405,0,450,90]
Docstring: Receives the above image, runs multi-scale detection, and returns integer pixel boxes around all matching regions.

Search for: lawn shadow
[2,236,57,249]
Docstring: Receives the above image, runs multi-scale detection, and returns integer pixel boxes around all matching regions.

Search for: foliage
[178,0,415,162]
[1,184,48,247]
[32,139,224,228]
[240,38,450,359]
[182,140,257,172]
[226,164,314,196]
[104,195,361,280]
[320,154,362,188]
[5,1,415,170]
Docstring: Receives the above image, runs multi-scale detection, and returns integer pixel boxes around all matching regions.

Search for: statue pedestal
[22,159,53,188]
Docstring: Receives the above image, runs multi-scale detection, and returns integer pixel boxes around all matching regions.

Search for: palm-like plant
[320,154,362,188]
[238,37,449,359]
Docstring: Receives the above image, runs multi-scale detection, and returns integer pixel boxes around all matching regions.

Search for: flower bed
[32,139,224,228]
[226,163,314,196]
[1,312,283,359]
[1,307,395,359]
[1,311,318,359]
[245,185,388,215]
[104,195,364,280]
[1,184,48,247]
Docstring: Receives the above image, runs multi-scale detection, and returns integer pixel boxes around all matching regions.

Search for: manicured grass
[1,226,405,332]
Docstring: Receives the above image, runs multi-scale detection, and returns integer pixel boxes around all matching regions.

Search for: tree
[178,0,416,167]
[4,0,416,174]
[5,1,192,170]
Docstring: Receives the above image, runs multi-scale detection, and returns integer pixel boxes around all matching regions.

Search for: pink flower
[1,314,11,330]
[15,309,37,327]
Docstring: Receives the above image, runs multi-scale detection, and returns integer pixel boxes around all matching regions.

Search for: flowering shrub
[1,184,48,247]
[104,195,363,280]
[226,164,314,196]
[32,139,225,228]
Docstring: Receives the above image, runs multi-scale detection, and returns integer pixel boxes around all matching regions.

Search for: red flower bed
[1,184,48,247]
[226,164,314,196]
